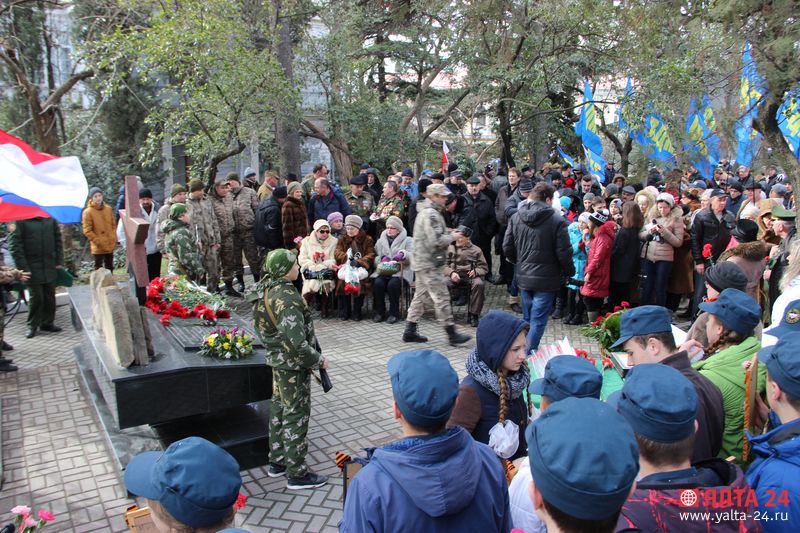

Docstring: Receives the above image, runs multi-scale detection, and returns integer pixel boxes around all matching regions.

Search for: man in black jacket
[503,183,574,353]
[462,176,498,279]
[253,186,287,251]
[689,189,735,316]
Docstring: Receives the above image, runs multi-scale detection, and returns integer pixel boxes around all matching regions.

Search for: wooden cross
[118,175,151,288]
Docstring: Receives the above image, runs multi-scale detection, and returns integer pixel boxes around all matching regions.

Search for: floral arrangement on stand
[579,301,631,356]
[9,506,55,532]
[145,276,230,326]
[198,326,254,360]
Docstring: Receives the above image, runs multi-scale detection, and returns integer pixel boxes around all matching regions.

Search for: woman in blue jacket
[564,212,590,325]
[448,310,531,461]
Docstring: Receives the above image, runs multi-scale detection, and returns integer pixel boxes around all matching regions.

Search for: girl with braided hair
[448,310,531,461]
[693,288,766,464]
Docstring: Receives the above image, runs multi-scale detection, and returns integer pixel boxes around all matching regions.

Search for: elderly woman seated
[372,216,413,324]
[298,219,339,317]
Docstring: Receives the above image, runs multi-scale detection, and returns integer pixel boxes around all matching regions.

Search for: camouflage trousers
[232,230,263,281]
[202,246,220,290]
[406,267,454,326]
[269,368,312,478]
[218,234,235,283]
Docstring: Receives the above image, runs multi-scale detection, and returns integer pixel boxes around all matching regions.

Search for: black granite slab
[164,319,263,351]
[68,285,272,429]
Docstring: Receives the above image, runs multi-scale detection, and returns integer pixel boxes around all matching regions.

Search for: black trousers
[146,252,162,283]
[373,276,406,317]
[27,283,56,329]
[93,253,114,271]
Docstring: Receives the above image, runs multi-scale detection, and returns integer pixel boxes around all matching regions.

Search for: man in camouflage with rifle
[252,248,330,490]
[163,203,204,281]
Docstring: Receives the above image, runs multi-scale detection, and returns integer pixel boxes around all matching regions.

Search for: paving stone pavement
[0,278,604,532]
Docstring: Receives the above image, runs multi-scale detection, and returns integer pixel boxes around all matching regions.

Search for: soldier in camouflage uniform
[403,184,471,346]
[345,174,375,231]
[156,184,188,254]
[252,248,329,490]
[209,177,240,296]
[372,180,405,236]
[0,264,31,372]
[186,179,221,292]
[163,203,204,280]
[227,173,262,290]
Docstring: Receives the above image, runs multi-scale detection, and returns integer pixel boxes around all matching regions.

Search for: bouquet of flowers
[145,276,230,326]
[198,326,254,360]
[579,301,631,352]
[10,506,55,532]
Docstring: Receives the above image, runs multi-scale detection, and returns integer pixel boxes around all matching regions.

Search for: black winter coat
[691,208,735,263]
[503,201,574,292]
[461,192,497,245]
[253,196,283,249]
[611,226,641,282]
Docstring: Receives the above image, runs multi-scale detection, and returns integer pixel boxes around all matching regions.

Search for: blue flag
[575,80,603,155]
[683,96,721,179]
[777,88,800,159]
[734,41,766,167]
[583,145,607,182]
[618,79,633,130]
[631,106,677,164]
[557,146,576,168]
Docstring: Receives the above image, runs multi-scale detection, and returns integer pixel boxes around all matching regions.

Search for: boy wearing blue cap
[124,437,243,532]
[509,355,602,533]
[613,305,724,462]
[613,365,759,532]
[746,332,800,531]
[340,350,511,533]
[525,397,638,533]
[693,288,765,463]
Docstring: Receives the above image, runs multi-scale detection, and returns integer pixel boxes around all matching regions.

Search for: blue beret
[758,332,800,399]
[388,350,458,429]
[611,305,673,350]
[611,364,697,442]
[526,398,638,520]
[529,355,602,402]
[699,288,760,333]
[764,299,800,338]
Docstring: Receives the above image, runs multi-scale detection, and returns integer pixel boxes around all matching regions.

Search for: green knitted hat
[188,179,205,193]
[169,202,188,220]
[171,183,187,197]
[264,249,297,279]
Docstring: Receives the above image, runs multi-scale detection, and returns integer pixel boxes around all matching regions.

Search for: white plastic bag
[488,419,520,458]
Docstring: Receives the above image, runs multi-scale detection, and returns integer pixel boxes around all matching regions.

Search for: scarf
[465,348,529,399]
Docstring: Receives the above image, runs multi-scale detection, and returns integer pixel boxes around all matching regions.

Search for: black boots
[235,275,246,293]
[468,313,480,327]
[551,297,564,319]
[445,325,471,346]
[224,280,242,297]
[402,322,428,343]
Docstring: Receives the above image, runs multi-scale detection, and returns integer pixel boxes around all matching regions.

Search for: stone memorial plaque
[163,320,263,351]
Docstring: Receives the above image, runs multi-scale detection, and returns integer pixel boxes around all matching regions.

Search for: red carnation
[702,243,713,259]
[234,493,248,510]
[159,315,171,326]
[621,301,630,308]
[613,306,622,312]
[216,310,230,319]
[344,283,360,294]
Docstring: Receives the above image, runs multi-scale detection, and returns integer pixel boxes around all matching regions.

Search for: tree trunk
[496,100,515,169]
[275,16,301,178]
[205,142,247,189]
[756,99,800,226]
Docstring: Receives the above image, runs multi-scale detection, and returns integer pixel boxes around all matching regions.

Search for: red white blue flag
[0,129,88,223]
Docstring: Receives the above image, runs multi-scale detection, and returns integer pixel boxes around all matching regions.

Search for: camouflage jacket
[230,186,258,231]
[0,266,23,285]
[253,279,323,371]
[163,219,204,279]
[375,195,405,220]
[346,192,375,218]
[411,198,454,271]
[156,198,177,253]
[210,190,235,238]
[187,195,220,249]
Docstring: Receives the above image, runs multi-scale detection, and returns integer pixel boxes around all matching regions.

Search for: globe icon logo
[680,489,698,507]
